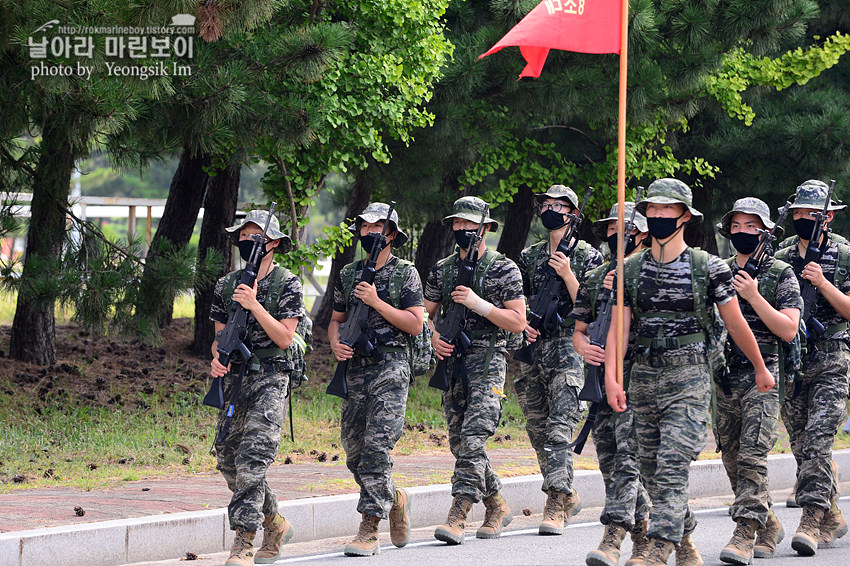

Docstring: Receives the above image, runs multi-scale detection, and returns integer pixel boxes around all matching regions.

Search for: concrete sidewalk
[2,449,847,566]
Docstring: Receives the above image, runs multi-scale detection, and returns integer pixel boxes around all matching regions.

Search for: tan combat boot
[389,488,411,548]
[255,513,293,564]
[434,496,473,545]
[539,488,582,535]
[626,518,650,566]
[344,514,382,556]
[225,529,256,566]
[586,523,628,566]
[643,538,676,566]
[753,509,784,558]
[476,492,512,538]
[676,533,703,566]
[719,518,757,565]
[818,496,848,548]
[791,505,825,556]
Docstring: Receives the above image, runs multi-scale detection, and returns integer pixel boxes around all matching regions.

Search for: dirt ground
[0,319,340,408]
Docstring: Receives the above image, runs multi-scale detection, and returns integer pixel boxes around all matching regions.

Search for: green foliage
[277,222,353,274]
[707,31,850,125]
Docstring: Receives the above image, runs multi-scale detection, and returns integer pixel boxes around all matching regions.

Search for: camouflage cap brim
[787,196,846,211]
[635,196,703,224]
[441,212,499,232]
[718,198,782,239]
[347,218,409,247]
[591,203,648,238]
[225,212,291,246]
[533,184,580,210]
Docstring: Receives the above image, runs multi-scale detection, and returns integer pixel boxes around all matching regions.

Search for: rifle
[428,205,491,392]
[800,179,837,343]
[577,186,644,405]
[326,201,396,399]
[204,203,278,444]
[514,186,595,365]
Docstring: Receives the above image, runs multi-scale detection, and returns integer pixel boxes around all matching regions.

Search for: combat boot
[476,492,512,538]
[786,480,799,508]
[344,514,381,556]
[389,488,411,548]
[791,505,825,556]
[586,523,628,566]
[434,496,473,545]
[254,513,293,564]
[719,518,757,565]
[626,518,650,566]
[818,496,848,548]
[753,509,784,558]
[539,488,582,535]
[225,529,256,566]
[676,533,703,566]
[643,538,675,566]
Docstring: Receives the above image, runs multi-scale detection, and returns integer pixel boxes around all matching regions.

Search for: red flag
[479,0,622,78]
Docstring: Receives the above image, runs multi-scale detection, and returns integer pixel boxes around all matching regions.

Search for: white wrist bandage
[462,290,494,317]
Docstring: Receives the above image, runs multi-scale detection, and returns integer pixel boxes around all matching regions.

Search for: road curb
[1,449,848,566]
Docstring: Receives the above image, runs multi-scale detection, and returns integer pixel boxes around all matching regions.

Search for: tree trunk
[137,147,210,329]
[687,182,718,254]
[192,161,240,357]
[496,184,534,263]
[413,172,458,281]
[10,120,75,365]
[313,169,373,329]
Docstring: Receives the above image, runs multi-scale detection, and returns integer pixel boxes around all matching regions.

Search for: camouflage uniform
[425,199,524,503]
[516,184,603,496]
[211,254,303,531]
[333,203,423,520]
[715,198,802,528]
[571,202,651,530]
[626,179,736,544]
[775,181,850,512]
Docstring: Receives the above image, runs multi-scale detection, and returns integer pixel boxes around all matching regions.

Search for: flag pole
[615,0,629,390]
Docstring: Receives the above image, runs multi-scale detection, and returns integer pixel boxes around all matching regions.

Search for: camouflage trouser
[444,347,506,503]
[341,352,410,519]
[514,330,583,494]
[215,364,289,531]
[630,356,711,544]
[594,397,651,529]
[780,341,850,511]
[714,357,780,528]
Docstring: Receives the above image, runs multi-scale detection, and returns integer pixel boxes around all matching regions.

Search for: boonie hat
[718,197,783,239]
[635,178,703,224]
[787,180,845,211]
[226,210,292,249]
[348,202,409,247]
[533,184,579,210]
[442,196,499,232]
[592,201,648,239]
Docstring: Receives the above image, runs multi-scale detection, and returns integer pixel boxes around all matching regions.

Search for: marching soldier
[715,198,802,564]
[424,196,527,544]
[516,184,602,535]
[775,180,850,556]
[572,202,653,566]
[210,210,302,566]
[603,179,774,566]
[329,203,424,556]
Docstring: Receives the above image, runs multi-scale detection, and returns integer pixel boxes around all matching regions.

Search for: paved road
[127,492,849,566]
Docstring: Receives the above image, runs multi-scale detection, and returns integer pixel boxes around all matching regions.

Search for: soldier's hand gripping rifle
[428,205,490,392]
[800,179,837,343]
[326,201,396,399]
[514,187,595,365]
[204,203,278,444]
[577,186,644,406]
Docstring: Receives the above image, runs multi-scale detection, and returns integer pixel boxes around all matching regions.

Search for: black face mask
[730,232,760,255]
[238,239,268,263]
[540,209,568,230]
[606,233,639,257]
[647,213,685,240]
[454,229,474,249]
[794,218,817,241]
[360,232,384,254]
